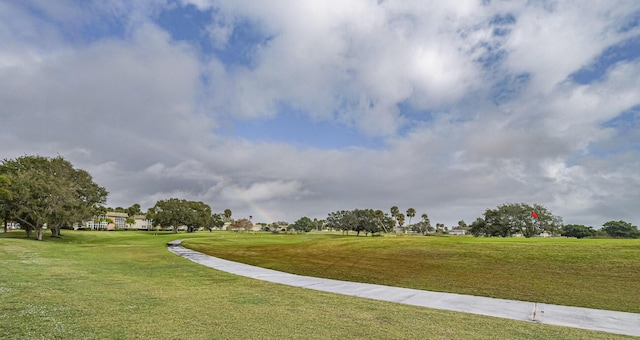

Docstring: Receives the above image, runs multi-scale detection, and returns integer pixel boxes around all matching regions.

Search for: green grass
[184,233,640,313]
[0,230,635,339]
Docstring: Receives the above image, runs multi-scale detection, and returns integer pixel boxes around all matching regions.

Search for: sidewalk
[168,240,640,337]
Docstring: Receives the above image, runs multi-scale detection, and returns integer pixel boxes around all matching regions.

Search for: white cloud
[1,0,639,228]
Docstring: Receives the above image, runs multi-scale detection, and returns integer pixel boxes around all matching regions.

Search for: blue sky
[1,0,639,227]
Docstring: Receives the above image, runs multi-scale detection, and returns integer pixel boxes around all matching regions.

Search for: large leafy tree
[292,216,314,232]
[148,198,212,233]
[325,209,392,236]
[0,174,12,233]
[601,221,639,238]
[477,203,562,238]
[205,213,225,232]
[0,156,107,240]
[560,224,596,239]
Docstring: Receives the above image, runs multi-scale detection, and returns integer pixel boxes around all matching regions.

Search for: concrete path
[168,240,640,337]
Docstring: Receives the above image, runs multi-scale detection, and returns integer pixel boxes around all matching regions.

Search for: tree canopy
[0,155,108,240]
[325,209,394,236]
[560,224,596,239]
[147,198,212,233]
[601,221,639,238]
[292,216,314,232]
[470,203,562,238]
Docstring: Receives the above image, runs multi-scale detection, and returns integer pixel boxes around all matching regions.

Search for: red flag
[531,211,538,219]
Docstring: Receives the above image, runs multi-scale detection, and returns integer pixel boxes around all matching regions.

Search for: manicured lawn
[0,230,635,339]
[184,233,640,313]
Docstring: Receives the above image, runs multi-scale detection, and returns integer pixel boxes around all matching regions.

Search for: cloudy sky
[1,0,639,228]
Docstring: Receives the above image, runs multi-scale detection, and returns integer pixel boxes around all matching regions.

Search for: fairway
[184,233,640,313]
[0,231,636,339]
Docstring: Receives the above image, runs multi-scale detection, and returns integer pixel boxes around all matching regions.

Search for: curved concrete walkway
[168,240,640,337]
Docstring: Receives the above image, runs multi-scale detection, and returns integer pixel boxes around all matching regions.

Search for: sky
[1,0,639,228]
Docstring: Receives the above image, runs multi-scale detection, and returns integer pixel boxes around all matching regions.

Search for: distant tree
[312,218,324,231]
[601,221,639,238]
[406,208,416,227]
[0,174,12,233]
[224,209,232,222]
[421,213,432,235]
[469,217,487,237]
[326,210,353,235]
[397,213,405,232]
[374,210,391,233]
[207,213,225,232]
[126,203,142,217]
[560,224,596,239]
[480,203,562,238]
[231,218,253,232]
[435,223,444,233]
[457,220,467,230]
[148,198,212,233]
[292,216,314,232]
[390,206,399,231]
[125,216,136,229]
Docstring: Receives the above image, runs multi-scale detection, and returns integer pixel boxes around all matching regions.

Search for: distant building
[84,212,153,230]
[451,229,467,236]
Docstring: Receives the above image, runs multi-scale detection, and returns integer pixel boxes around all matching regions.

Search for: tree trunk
[3,218,6,234]
[25,225,32,238]
[35,227,43,241]
[50,227,61,238]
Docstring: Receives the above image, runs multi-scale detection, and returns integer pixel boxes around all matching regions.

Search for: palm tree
[397,213,405,233]
[406,208,416,227]
[390,206,399,232]
[374,209,388,233]
[421,213,431,235]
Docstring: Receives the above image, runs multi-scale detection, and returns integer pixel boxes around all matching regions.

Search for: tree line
[2,155,637,240]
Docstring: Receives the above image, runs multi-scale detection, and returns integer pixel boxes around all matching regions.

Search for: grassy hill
[1,230,636,339]
[184,233,640,313]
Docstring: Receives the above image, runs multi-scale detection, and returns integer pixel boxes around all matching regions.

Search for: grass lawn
[0,230,635,339]
[184,232,640,313]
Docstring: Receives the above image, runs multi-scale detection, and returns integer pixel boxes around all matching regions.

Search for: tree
[207,213,225,232]
[406,208,416,227]
[469,217,487,237]
[560,224,596,239]
[397,213,405,232]
[476,203,562,238]
[390,206,399,231]
[125,216,136,229]
[0,156,108,240]
[126,203,142,217]
[601,221,639,238]
[457,220,467,230]
[292,216,314,232]
[148,198,212,233]
[184,201,212,233]
[420,213,432,235]
[224,209,232,222]
[0,174,12,233]
[230,218,253,232]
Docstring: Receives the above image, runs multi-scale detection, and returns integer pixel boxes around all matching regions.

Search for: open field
[184,233,640,313]
[0,230,636,339]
